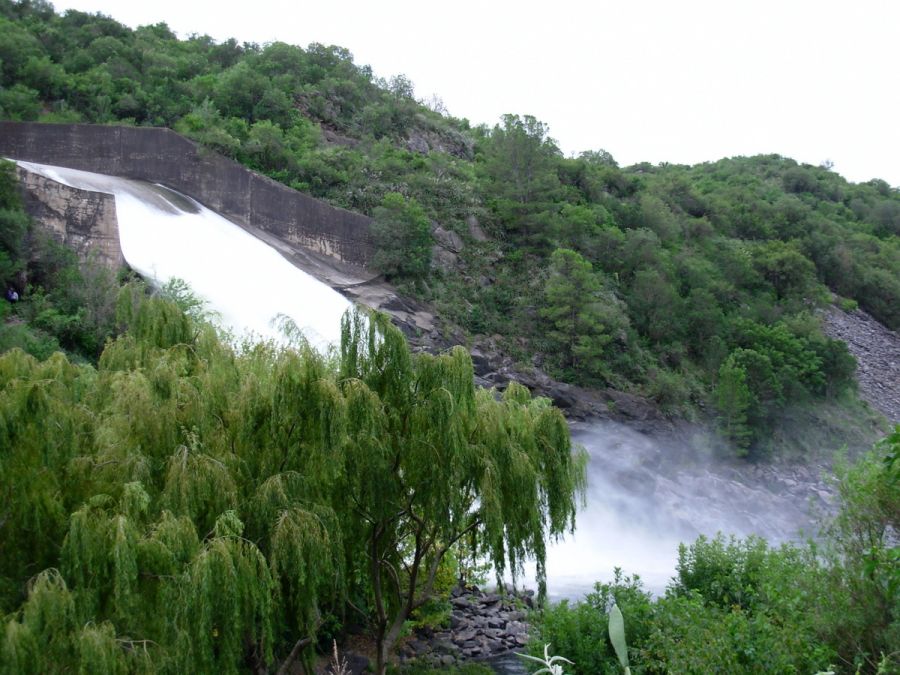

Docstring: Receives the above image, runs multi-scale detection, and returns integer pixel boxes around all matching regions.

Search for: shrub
[531,570,652,674]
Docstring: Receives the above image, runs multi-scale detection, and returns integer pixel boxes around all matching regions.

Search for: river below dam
[530,421,827,598]
[14,160,828,603]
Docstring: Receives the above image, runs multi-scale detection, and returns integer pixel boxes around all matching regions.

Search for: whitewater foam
[15,160,351,350]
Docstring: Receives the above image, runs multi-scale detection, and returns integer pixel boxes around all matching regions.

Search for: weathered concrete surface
[15,164,124,268]
[0,121,374,267]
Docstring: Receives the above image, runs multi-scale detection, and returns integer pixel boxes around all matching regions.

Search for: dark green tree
[370,191,432,283]
[480,114,561,245]
[540,248,625,383]
[714,356,755,453]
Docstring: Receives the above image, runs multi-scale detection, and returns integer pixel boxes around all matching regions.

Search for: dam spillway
[15,160,351,348]
[0,121,375,268]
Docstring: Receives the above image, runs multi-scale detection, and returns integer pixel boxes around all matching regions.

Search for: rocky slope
[823,304,900,424]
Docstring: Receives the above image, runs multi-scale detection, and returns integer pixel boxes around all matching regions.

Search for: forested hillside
[1,0,898,455]
[1,3,899,673]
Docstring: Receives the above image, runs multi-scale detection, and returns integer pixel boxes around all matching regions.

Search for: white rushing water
[15,160,351,349]
[526,422,820,598]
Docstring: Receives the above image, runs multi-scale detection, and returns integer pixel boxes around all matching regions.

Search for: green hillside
[0,3,898,673]
[1,0,898,455]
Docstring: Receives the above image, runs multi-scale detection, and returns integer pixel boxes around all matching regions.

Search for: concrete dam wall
[0,121,374,268]
[14,164,125,269]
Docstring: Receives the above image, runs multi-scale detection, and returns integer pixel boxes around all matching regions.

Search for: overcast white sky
[49,0,900,186]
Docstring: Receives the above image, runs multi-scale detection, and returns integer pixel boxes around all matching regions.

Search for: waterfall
[14,160,351,350]
[15,160,822,600]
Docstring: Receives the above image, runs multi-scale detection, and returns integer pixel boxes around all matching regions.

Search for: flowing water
[527,422,824,598]
[15,160,824,604]
[15,160,350,349]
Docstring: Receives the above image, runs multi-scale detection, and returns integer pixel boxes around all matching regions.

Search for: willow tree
[2,294,584,673]
[0,349,94,613]
[338,311,586,674]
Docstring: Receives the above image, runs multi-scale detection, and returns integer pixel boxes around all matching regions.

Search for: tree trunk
[375,614,408,675]
[275,637,311,675]
[375,641,388,675]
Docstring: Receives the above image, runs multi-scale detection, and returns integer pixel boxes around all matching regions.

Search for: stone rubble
[399,585,535,669]
[822,304,900,424]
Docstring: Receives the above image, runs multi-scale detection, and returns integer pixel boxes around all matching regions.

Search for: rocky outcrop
[822,304,900,424]
[15,165,124,268]
[465,336,672,432]
[405,124,474,160]
[430,225,465,271]
[0,121,374,268]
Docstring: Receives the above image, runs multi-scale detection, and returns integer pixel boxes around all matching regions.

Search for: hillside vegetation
[0,3,898,673]
[1,0,898,455]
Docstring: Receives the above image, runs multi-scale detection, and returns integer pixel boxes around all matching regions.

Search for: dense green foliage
[1,0,897,453]
[0,290,584,674]
[0,5,897,670]
[532,428,900,674]
[371,192,433,284]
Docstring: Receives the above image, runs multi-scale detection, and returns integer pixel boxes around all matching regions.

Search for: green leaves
[180,527,275,674]
[480,114,562,244]
[714,355,755,453]
[517,643,574,675]
[0,300,585,673]
[370,192,433,282]
[540,248,626,385]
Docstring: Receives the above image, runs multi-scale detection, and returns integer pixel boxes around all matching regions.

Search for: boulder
[433,225,464,252]
[466,214,488,241]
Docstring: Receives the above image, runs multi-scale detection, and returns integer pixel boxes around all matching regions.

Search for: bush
[371,192,433,283]
[531,570,653,674]
[816,432,900,672]
[642,593,833,674]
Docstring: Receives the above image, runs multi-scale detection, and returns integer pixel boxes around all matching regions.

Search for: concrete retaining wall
[0,122,374,267]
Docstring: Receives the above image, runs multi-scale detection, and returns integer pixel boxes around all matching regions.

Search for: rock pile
[399,586,534,668]
[822,304,900,424]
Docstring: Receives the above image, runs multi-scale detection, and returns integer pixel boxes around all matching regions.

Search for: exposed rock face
[433,226,464,252]
[822,304,900,424]
[0,121,374,268]
[15,165,124,268]
[405,126,474,159]
[431,225,464,271]
[466,214,488,242]
[465,335,671,431]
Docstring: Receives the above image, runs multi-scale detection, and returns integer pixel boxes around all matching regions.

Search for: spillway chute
[14,160,352,351]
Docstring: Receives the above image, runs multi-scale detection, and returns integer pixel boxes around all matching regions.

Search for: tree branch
[275,637,311,675]
[412,517,482,613]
